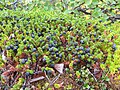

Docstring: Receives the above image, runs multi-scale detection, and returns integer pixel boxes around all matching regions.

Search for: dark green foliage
[0,0,120,89]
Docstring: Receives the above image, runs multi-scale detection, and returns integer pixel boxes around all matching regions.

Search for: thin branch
[73,2,84,10]
[76,7,91,15]
[44,71,51,83]
[30,76,45,83]
[11,0,19,5]
[73,2,91,15]
[87,68,97,82]
[50,73,61,85]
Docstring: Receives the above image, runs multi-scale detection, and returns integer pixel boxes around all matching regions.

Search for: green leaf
[54,83,60,89]
[92,0,99,5]
[48,88,52,90]
[76,71,80,77]
[92,7,102,17]
[70,0,75,1]
[105,77,110,82]
[55,2,61,7]
[85,0,92,5]
[77,0,85,4]
[70,2,75,7]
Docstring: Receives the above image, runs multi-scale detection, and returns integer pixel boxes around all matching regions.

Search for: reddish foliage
[60,36,67,45]
[64,61,70,67]
[2,70,11,76]
[92,62,103,79]
[19,53,28,59]
[9,65,17,71]
[32,71,46,78]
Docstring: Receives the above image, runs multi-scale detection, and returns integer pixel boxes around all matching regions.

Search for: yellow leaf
[85,15,90,20]
[54,83,60,89]
[117,11,120,14]
[81,5,85,8]
[7,2,11,5]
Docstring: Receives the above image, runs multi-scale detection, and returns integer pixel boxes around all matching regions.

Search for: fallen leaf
[54,63,64,74]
